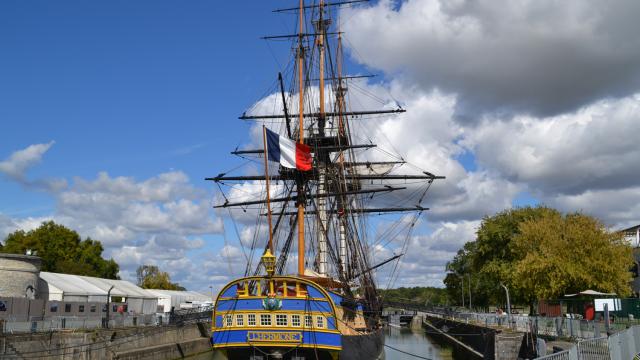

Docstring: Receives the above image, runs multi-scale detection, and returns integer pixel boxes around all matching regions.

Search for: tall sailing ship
[207,1,444,359]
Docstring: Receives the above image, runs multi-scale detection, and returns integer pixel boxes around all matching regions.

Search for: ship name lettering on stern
[247,331,303,343]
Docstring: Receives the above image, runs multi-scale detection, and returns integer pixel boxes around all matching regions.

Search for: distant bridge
[169,306,213,325]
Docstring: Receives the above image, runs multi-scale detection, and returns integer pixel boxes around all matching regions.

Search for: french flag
[265,128,312,171]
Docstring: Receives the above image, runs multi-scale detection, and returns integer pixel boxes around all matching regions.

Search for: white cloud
[372,220,479,288]
[342,0,640,120]
[0,141,66,191]
[0,142,54,180]
[545,187,640,228]
[466,95,640,197]
[0,165,224,288]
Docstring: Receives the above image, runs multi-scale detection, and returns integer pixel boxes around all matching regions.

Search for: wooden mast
[317,0,328,276]
[262,125,274,253]
[297,0,306,276]
[336,18,348,278]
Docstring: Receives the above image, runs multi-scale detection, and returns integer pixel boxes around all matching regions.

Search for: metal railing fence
[535,326,640,360]
[1,314,160,334]
[536,347,576,360]
[576,337,610,360]
[425,309,605,339]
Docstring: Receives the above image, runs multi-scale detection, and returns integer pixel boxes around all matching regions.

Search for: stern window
[248,314,256,326]
[225,314,233,327]
[260,314,272,326]
[276,314,287,326]
[316,316,324,328]
[291,314,301,327]
[236,314,244,326]
[305,315,312,328]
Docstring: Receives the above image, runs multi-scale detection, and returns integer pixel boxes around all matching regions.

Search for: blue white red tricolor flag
[265,128,312,171]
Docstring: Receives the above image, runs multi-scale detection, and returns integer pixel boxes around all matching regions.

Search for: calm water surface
[192,327,454,359]
[384,327,453,360]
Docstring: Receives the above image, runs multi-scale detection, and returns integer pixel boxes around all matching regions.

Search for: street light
[467,274,472,310]
[105,285,114,329]
[456,274,465,308]
[500,283,511,326]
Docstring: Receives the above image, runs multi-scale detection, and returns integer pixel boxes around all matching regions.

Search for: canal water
[193,327,454,359]
[384,327,453,360]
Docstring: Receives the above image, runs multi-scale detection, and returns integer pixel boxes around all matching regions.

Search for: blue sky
[0,0,391,290]
[0,1,294,212]
[3,0,639,292]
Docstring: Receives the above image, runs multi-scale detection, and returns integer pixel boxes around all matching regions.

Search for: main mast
[336,23,348,278]
[297,0,306,276]
[316,0,329,276]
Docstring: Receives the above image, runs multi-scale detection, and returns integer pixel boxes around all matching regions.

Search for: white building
[622,224,640,248]
[38,272,158,314]
[144,289,212,313]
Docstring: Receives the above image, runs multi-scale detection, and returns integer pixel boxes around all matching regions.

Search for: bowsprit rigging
[206,1,444,359]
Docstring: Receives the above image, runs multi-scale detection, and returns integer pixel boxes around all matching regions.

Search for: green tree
[380,286,449,306]
[511,211,633,300]
[2,221,119,279]
[472,206,557,306]
[444,206,634,312]
[444,241,475,305]
[136,265,185,290]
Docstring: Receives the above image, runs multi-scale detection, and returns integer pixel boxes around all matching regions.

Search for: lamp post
[500,283,511,326]
[105,285,114,329]
[457,274,465,308]
[467,274,472,310]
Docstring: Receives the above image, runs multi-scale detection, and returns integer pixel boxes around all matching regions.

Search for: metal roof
[620,224,640,233]
[39,272,156,299]
[144,289,211,303]
[564,290,617,297]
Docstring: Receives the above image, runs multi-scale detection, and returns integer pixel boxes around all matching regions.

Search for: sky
[2,0,640,294]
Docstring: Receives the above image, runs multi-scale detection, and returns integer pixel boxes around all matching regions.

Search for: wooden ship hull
[210,276,383,360]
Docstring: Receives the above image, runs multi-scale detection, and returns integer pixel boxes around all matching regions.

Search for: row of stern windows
[221,313,330,329]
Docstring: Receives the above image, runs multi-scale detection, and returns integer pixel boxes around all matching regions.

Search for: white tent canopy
[145,289,211,312]
[564,290,617,297]
[38,272,158,314]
